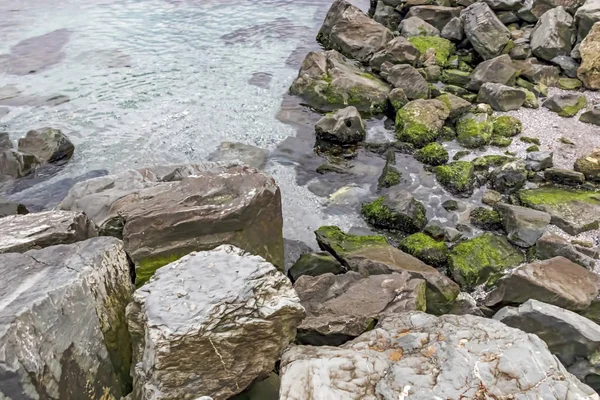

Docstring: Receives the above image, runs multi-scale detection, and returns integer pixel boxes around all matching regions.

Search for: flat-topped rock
[494,203,550,247]
[536,232,597,270]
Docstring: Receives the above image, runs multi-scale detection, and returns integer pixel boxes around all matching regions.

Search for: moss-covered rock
[456,112,494,148]
[469,207,503,231]
[448,233,525,289]
[288,252,344,282]
[378,152,402,189]
[542,94,588,118]
[436,93,472,119]
[395,99,450,148]
[472,155,514,170]
[526,145,540,152]
[558,77,583,90]
[491,136,513,147]
[399,232,449,269]
[493,115,522,137]
[438,125,457,141]
[490,160,528,194]
[315,226,388,259]
[414,142,449,166]
[361,189,427,233]
[574,148,600,182]
[522,89,540,109]
[453,150,470,160]
[388,88,409,112]
[520,136,541,145]
[434,161,476,197]
[441,69,471,86]
[408,36,456,66]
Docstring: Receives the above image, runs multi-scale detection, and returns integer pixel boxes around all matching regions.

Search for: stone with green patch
[399,232,449,269]
[574,148,600,182]
[493,115,522,137]
[361,189,427,233]
[456,112,494,148]
[395,99,450,148]
[408,36,455,66]
[414,142,449,166]
[469,207,503,231]
[542,94,588,117]
[434,161,476,197]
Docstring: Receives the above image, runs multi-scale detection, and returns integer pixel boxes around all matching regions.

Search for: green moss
[469,207,503,231]
[516,77,534,91]
[472,155,513,170]
[434,161,475,196]
[518,187,600,207]
[399,232,449,269]
[414,142,449,166]
[361,196,427,233]
[395,107,438,148]
[453,150,470,160]
[315,226,387,259]
[558,77,583,91]
[491,136,513,147]
[456,114,493,149]
[526,145,539,152]
[493,115,522,137]
[136,252,189,287]
[441,69,471,86]
[360,72,377,80]
[438,125,456,141]
[557,96,587,118]
[378,165,401,188]
[523,89,539,109]
[458,61,473,73]
[408,36,455,66]
[520,136,540,145]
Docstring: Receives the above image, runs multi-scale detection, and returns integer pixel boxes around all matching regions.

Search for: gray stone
[513,57,561,85]
[288,252,345,282]
[576,0,600,41]
[483,0,521,10]
[545,167,586,186]
[373,0,401,30]
[483,189,503,205]
[370,36,420,71]
[362,188,427,233]
[406,5,462,31]
[231,373,280,400]
[510,38,532,59]
[0,132,11,150]
[388,87,408,111]
[495,203,550,247]
[17,127,74,164]
[461,2,511,60]
[126,245,305,400]
[519,0,586,21]
[497,10,520,23]
[0,237,134,399]
[294,271,425,345]
[280,312,599,399]
[395,98,450,148]
[399,16,440,37]
[491,160,528,194]
[580,105,600,126]
[477,82,526,111]
[441,16,464,41]
[380,63,429,99]
[551,55,580,78]
[315,106,366,144]
[448,292,484,316]
[525,150,553,171]
[318,0,394,63]
[0,149,39,182]
[536,232,597,269]
[207,142,269,170]
[530,7,575,62]
[0,196,28,217]
[467,54,518,91]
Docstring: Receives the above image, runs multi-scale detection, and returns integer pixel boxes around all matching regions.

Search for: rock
[231,373,280,400]
[536,232,597,269]
[314,226,460,314]
[17,127,74,165]
[378,151,401,188]
[406,5,462,31]
[494,203,550,247]
[317,0,394,63]
[414,142,449,166]
[0,196,28,217]
[280,312,599,399]
[491,160,528,194]
[487,257,600,310]
[407,35,455,66]
[399,16,440,37]
[580,105,600,126]
[0,132,11,150]
[456,111,494,148]
[294,271,426,345]
[436,93,471,119]
[469,206,503,231]
[519,0,586,20]
[558,77,584,90]
[483,0,521,10]
[513,57,561,86]
[545,167,586,185]
[289,50,391,113]
[0,210,98,254]
[315,106,366,144]
[448,292,484,316]
[288,251,345,282]
[578,23,600,89]
[370,36,420,71]
[495,299,600,391]
[530,7,575,62]
[60,163,284,285]
[510,38,532,59]
[498,10,520,23]
[518,187,600,235]
[461,2,511,60]
[522,88,540,108]
[477,82,526,111]
[576,0,600,41]
[0,149,39,182]
[373,0,401,30]
[543,94,587,117]
[434,161,476,197]
[395,99,449,148]
[574,147,600,181]
[441,16,464,41]
[449,232,525,289]
[399,232,449,268]
[207,142,269,169]
[126,245,304,400]
[526,151,554,171]
[493,115,523,138]
[483,189,503,205]
[442,199,460,211]
[552,56,580,78]
[467,54,518,91]
[380,63,429,99]
[0,237,134,399]
[361,188,427,233]
[441,69,471,86]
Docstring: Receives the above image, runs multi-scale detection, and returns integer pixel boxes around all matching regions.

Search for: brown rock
[578,22,600,89]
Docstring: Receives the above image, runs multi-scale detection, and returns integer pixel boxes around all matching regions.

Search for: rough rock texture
[526,150,554,171]
[395,98,449,148]
[0,149,39,182]
[578,22,600,89]
[530,7,575,62]
[580,105,600,126]
[477,82,526,111]
[545,167,586,185]
[494,203,551,247]
[513,57,561,85]
[406,6,462,31]
[491,159,528,194]
[0,237,134,399]
[536,232,597,269]
[461,2,511,60]
[519,0,586,20]
[294,271,426,345]
[0,196,28,217]
[441,16,464,41]
[574,147,600,182]
[486,257,600,310]
[361,188,427,233]
[317,0,394,63]
[399,16,440,37]
[207,142,269,170]
[467,54,518,91]
[290,50,391,113]
[288,252,344,282]
[543,93,588,117]
[17,127,74,164]
[495,300,600,392]
[373,0,401,30]
[370,36,420,71]
[434,161,476,197]
[280,312,599,399]
[456,112,494,148]
[380,63,429,99]
[60,163,284,286]
[315,106,366,144]
[436,93,471,119]
[0,210,98,254]
[0,132,12,150]
[126,245,305,400]
[576,0,600,41]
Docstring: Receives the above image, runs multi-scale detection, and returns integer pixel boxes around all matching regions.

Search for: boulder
[494,203,550,247]
[406,5,462,31]
[0,237,134,399]
[482,189,503,205]
[578,22,600,89]
[370,36,420,71]
[530,7,575,62]
[469,206,503,231]
[389,87,409,111]
[314,226,460,314]
[526,150,554,171]
[280,312,599,399]
[536,232,597,269]
[492,115,522,137]
[395,99,449,148]
[441,69,471,86]
[543,94,587,117]
[0,132,11,150]
[207,142,269,170]
[17,127,74,164]
[288,252,345,282]
[435,93,471,119]
[477,82,526,111]
[315,106,366,144]
[414,142,449,166]
[495,299,600,391]
[361,188,427,233]
[519,0,586,20]
[518,187,600,235]
[407,35,455,66]
[399,232,449,268]
[576,0,600,41]
[551,55,580,78]
[510,38,533,59]
[467,54,518,91]
[456,112,494,148]
[60,163,284,286]
[461,2,511,60]
[513,57,561,85]
[373,0,402,30]
[449,232,525,289]
[434,161,476,197]
[399,16,440,37]
[487,257,600,310]
[0,210,98,254]
[491,159,528,193]
[558,77,584,89]
[290,50,390,113]
[0,149,39,182]
[441,16,464,41]
[380,63,429,99]
[483,0,521,10]
[317,0,394,63]
[580,105,600,125]
[294,271,426,345]
[574,147,600,181]
[126,245,305,400]
[545,167,586,185]
[0,196,28,217]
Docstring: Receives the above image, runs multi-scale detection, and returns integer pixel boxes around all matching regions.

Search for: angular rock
[373,0,401,30]
[315,106,366,144]
[441,69,471,86]
[126,245,305,400]
[477,82,526,111]
[513,57,561,86]
[545,167,586,186]
[406,5,462,31]
[288,252,345,282]
[461,2,511,60]
[543,93,587,117]
[0,196,28,217]
[574,147,600,182]
[0,132,11,150]
[0,149,39,182]
[519,0,586,20]
[576,0,600,41]
[370,36,420,71]
[578,23,600,90]
[467,54,518,91]
[17,127,74,164]
[469,206,503,231]
[380,63,429,99]
[0,237,134,399]
[495,203,550,247]
[510,38,532,60]
[407,35,455,66]
[536,232,597,269]
[580,105,600,126]
[456,111,494,148]
[399,232,449,268]
[483,189,503,205]
[483,0,522,10]
[552,55,580,78]
[207,142,269,170]
[317,0,394,63]
[361,188,427,233]
[487,257,600,310]
[441,16,464,41]
[395,99,449,148]
[436,93,471,119]
[434,161,476,197]
[290,50,391,113]
[526,150,554,171]
[491,159,528,193]
[294,271,426,345]
[60,163,284,286]
[388,87,409,111]
[280,312,599,399]
[399,16,440,37]
[498,10,520,23]
[530,7,575,62]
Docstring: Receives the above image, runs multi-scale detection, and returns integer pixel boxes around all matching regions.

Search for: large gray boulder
[0,149,39,182]
[380,63,429,99]
[17,127,74,164]
[536,232,597,269]
[370,36,420,71]
[495,299,600,392]
[373,0,401,30]
[531,7,575,62]
[513,57,561,85]
[461,2,511,60]
[290,50,391,113]
[60,163,284,286]
[441,16,464,41]
[280,312,600,399]
[315,106,366,144]
[406,6,462,31]
[494,203,550,247]
[0,210,98,254]
[477,82,526,111]
[294,271,426,345]
[126,245,305,400]
[467,54,518,91]
[399,16,440,37]
[486,257,600,310]
[0,237,134,399]
[317,0,394,63]
[576,0,600,41]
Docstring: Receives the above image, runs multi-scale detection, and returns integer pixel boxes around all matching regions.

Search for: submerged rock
[543,93,588,117]
[288,252,345,282]
[395,99,449,148]
[477,82,526,111]
[361,188,427,233]
[0,149,39,182]
[574,147,600,182]
[315,106,366,144]
[127,245,304,400]
[552,55,580,78]
[495,203,550,247]
[17,127,74,164]
[578,21,600,89]
[207,142,269,170]
[461,2,511,60]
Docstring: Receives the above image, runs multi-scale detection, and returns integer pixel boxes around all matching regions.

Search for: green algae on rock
[399,232,449,269]
[408,36,455,66]
[491,136,513,147]
[315,226,388,260]
[414,142,449,166]
[361,189,427,233]
[395,99,450,148]
[493,115,522,137]
[542,93,588,118]
[456,112,494,148]
[434,161,476,197]
[469,207,503,231]
[520,136,541,145]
